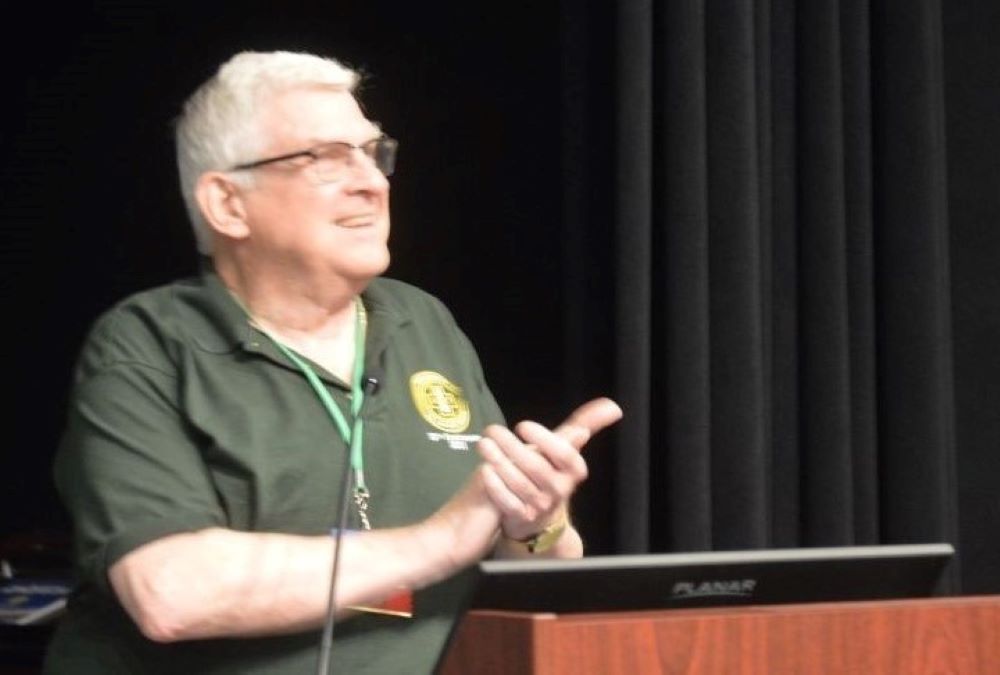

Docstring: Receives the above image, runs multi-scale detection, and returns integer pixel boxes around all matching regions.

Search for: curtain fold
[562,0,959,586]
[658,0,713,552]
[614,0,655,553]
[872,0,959,560]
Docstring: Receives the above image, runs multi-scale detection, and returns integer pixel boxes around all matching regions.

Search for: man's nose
[342,149,390,191]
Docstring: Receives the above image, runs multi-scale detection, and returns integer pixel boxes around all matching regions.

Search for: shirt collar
[182,258,410,358]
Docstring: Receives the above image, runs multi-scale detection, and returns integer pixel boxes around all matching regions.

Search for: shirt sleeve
[54,340,226,595]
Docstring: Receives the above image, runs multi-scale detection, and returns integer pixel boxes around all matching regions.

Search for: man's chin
[343,252,391,283]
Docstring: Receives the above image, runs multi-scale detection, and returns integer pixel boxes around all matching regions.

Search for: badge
[409,371,471,433]
[347,589,414,619]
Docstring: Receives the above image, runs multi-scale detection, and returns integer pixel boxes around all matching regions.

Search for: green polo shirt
[45,270,505,675]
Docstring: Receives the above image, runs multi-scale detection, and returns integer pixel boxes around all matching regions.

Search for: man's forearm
[108,524,456,642]
[108,467,503,642]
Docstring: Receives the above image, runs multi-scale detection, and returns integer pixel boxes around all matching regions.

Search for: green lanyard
[254,298,372,527]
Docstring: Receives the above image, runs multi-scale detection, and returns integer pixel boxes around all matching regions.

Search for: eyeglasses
[230,135,398,184]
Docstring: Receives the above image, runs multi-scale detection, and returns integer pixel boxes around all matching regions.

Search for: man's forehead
[263,86,381,141]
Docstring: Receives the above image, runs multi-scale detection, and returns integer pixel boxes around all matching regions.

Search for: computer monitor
[463,543,954,614]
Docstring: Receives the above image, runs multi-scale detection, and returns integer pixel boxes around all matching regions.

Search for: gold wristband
[513,515,568,554]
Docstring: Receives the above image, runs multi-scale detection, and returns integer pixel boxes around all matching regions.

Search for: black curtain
[561,0,960,584]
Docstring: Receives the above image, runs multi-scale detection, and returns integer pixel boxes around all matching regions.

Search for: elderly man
[44,51,621,674]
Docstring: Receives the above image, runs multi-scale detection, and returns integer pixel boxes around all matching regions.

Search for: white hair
[175,51,360,254]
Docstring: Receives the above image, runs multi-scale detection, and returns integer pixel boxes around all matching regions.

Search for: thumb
[554,397,623,450]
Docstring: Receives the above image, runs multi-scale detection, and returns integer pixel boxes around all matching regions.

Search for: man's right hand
[422,397,622,567]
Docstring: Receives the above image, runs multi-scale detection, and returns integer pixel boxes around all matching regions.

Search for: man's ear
[194,171,251,241]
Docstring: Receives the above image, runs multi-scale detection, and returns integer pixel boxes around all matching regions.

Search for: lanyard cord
[256,298,370,493]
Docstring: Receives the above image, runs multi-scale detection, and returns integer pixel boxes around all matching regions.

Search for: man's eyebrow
[308,123,384,146]
[301,131,383,147]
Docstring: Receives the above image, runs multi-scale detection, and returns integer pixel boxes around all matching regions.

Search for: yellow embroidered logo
[409,371,471,433]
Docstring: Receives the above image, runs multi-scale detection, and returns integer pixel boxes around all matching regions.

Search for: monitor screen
[463,543,955,615]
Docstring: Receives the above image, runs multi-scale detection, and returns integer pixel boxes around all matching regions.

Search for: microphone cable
[316,367,383,675]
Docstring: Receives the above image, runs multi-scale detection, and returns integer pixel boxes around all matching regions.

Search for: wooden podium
[437,595,1000,674]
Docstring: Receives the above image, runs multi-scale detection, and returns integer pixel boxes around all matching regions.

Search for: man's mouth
[336,214,377,228]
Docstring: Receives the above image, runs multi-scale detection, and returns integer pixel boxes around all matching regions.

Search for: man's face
[237,86,391,285]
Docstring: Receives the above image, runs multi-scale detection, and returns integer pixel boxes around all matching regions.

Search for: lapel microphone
[315,367,384,675]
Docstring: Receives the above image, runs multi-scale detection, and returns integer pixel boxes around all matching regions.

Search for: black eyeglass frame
[229,135,398,178]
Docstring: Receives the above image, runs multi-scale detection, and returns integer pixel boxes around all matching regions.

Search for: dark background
[1,0,999,593]
[945,1,1000,595]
